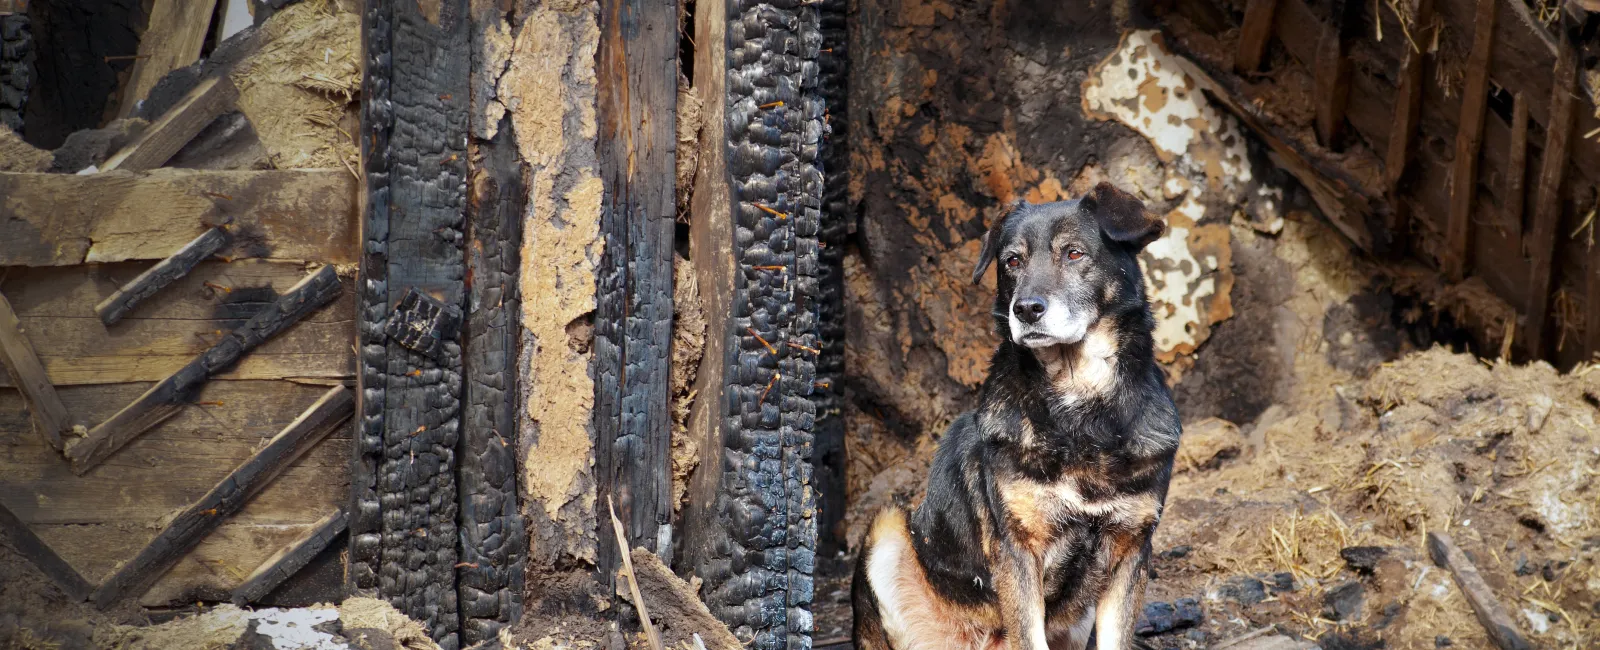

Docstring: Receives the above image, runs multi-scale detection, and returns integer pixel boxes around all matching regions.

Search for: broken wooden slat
[231,508,347,605]
[1382,0,1433,194]
[1444,0,1497,282]
[1427,532,1532,650]
[0,499,92,601]
[103,76,238,172]
[1504,92,1528,253]
[1521,34,1578,360]
[90,384,353,608]
[115,0,220,118]
[66,265,343,475]
[0,291,68,450]
[0,169,358,267]
[1234,0,1279,73]
[94,227,231,326]
[1311,0,1355,148]
[594,0,678,589]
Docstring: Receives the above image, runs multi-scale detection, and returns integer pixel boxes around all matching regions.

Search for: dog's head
[972,182,1163,349]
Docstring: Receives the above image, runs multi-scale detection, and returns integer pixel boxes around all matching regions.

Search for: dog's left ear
[972,201,1021,284]
[1083,182,1164,249]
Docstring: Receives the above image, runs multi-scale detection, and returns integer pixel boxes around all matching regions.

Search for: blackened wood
[0,290,68,450]
[679,0,823,645]
[594,0,678,588]
[1504,93,1528,258]
[1311,0,1355,149]
[94,227,231,326]
[1444,0,1497,282]
[458,119,527,645]
[1234,0,1279,73]
[67,265,342,474]
[814,0,849,557]
[231,508,348,605]
[0,499,92,601]
[354,0,470,646]
[1523,34,1578,360]
[1427,532,1532,650]
[102,75,238,172]
[384,287,463,362]
[91,385,353,608]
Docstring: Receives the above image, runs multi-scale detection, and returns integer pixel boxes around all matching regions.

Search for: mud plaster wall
[843,1,1298,535]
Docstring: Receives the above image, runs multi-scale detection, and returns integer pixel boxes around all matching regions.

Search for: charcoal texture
[1,14,34,133]
[811,0,848,557]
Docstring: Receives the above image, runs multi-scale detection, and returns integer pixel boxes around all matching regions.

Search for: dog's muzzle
[1009,294,1091,348]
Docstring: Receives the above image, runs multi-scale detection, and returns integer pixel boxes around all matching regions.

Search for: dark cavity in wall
[20,0,143,148]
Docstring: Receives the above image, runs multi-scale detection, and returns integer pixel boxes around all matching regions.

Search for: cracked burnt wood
[458,120,527,645]
[1523,32,1577,361]
[231,508,348,605]
[0,290,68,450]
[813,0,848,557]
[0,499,91,601]
[352,0,470,646]
[594,0,677,589]
[1443,0,1496,282]
[66,265,342,475]
[90,384,353,608]
[95,227,231,326]
[679,0,823,646]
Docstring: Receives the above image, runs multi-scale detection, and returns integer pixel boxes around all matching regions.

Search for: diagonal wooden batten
[90,385,354,608]
[1443,0,1496,282]
[94,227,232,326]
[67,265,343,475]
[0,290,69,450]
[0,499,93,601]
[231,508,348,605]
[103,76,239,172]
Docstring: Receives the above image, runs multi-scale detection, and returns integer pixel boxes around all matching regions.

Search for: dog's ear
[972,201,1020,284]
[1084,182,1164,249]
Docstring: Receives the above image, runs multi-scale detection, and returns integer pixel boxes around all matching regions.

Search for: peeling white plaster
[1141,195,1219,358]
[251,607,344,650]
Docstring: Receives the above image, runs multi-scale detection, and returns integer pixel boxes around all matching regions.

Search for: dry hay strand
[229,2,360,169]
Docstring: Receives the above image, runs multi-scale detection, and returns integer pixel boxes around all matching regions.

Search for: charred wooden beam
[384,287,463,363]
[0,290,69,450]
[1311,0,1357,148]
[1234,0,1279,73]
[102,76,238,172]
[91,385,353,608]
[66,265,342,474]
[458,120,527,645]
[679,0,824,645]
[1444,0,1497,282]
[94,226,231,326]
[594,0,678,585]
[1427,532,1532,650]
[1523,33,1578,360]
[0,499,92,601]
[814,0,849,557]
[352,0,470,646]
[231,508,348,606]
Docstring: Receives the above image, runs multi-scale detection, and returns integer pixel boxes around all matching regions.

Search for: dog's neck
[1029,320,1121,403]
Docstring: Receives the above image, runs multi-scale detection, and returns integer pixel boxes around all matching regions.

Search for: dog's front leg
[994,543,1049,650]
[1093,536,1151,650]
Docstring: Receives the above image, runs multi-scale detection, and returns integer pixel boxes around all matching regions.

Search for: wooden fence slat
[90,385,353,608]
[1505,92,1528,257]
[231,508,348,605]
[1380,0,1433,252]
[1234,0,1279,73]
[0,290,69,450]
[94,227,231,326]
[1523,33,1578,359]
[0,499,92,601]
[1311,0,1355,148]
[1444,0,1497,281]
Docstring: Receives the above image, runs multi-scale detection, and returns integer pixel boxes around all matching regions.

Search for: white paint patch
[251,607,345,650]
[1140,196,1218,357]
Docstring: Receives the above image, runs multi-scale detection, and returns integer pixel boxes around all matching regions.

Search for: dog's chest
[997,475,1159,556]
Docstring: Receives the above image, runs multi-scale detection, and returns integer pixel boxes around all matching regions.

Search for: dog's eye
[1067,249,1085,261]
[1004,255,1021,270]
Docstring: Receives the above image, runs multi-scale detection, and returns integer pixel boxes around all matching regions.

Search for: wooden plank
[1444,0,1497,282]
[1504,93,1528,253]
[94,227,231,326]
[90,385,353,608]
[352,0,470,645]
[115,0,219,118]
[66,266,343,475]
[0,499,92,601]
[231,508,347,605]
[1311,0,1354,148]
[103,76,239,172]
[1522,34,1578,360]
[1382,0,1434,193]
[1234,0,1279,73]
[0,291,68,450]
[1427,532,1532,650]
[0,169,357,267]
[594,0,678,588]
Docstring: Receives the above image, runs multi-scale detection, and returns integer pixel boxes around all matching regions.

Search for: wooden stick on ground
[91,385,354,608]
[0,290,69,450]
[67,265,342,474]
[0,499,92,601]
[95,226,231,326]
[609,496,664,650]
[231,508,348,605]
[1427,532,1532,650]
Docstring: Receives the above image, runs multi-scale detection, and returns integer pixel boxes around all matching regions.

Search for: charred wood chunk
[96,226,231,326]
[385,287,464,362]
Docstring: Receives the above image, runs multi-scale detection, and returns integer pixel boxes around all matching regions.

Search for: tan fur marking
[863,509,1004,650]
[1036,322,1119,399]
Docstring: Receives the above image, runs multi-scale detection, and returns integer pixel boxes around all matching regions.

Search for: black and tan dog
[852,183,1181,650]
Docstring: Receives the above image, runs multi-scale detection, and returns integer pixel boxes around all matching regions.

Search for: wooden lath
[1443,0,1496,282]
[0,290,69,450]
[1523,32,1579,360]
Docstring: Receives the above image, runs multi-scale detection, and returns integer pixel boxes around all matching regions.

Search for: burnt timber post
[679,0,826,645]
[813,0,849,557]
[354,0,471,647]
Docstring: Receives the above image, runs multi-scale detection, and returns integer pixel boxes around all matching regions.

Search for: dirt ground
[827,212,1600,650]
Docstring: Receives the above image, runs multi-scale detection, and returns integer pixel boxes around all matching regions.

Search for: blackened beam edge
[67,264,344,475]
[0,499,93,601]
[95,226,232,326]
[232,508,349,605]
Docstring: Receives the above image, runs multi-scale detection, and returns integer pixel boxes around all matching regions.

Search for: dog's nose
[1013,297,1047,324]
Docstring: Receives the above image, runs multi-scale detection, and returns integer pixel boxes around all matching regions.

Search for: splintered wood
[115,0,220,118]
